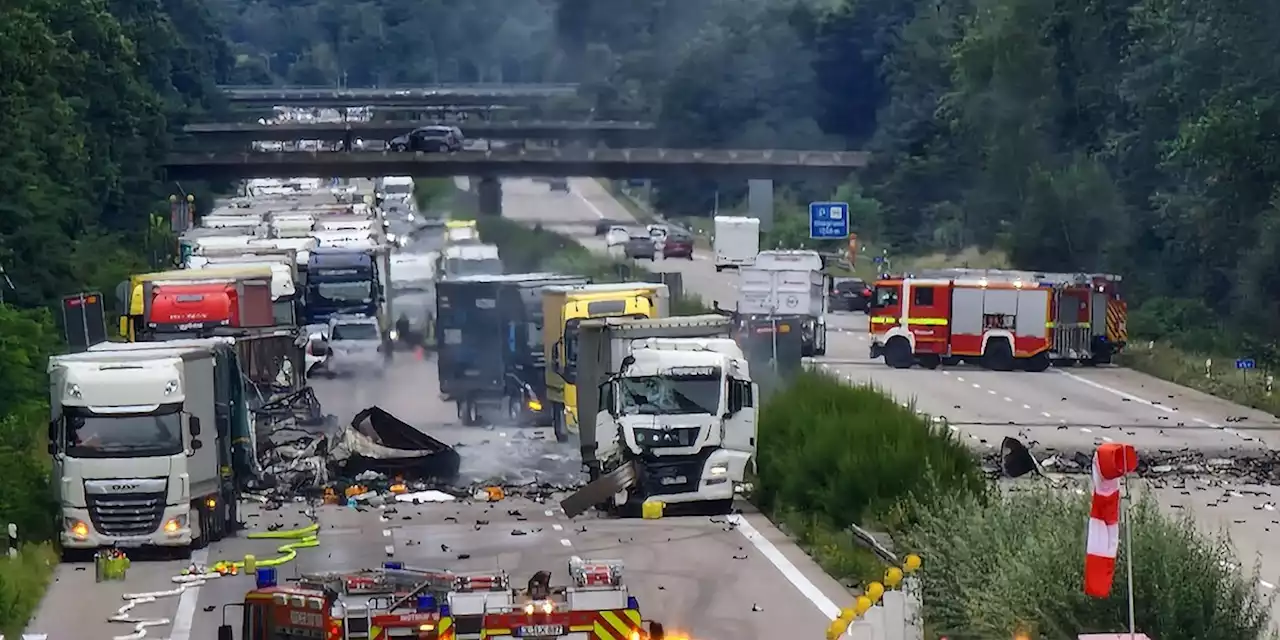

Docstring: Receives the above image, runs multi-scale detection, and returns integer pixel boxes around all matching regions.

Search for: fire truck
[218,558,667,640]
[867,269,1127,371]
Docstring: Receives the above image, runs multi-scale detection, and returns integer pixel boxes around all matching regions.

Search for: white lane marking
[382,529,391,537]
[573,189,610,220]
[1041,412,1052,418]
[544,509,554,517]
[728,514,839,618]
[971,383,981,389]
[1261,580,1275,590]
[956,376,965,382]
[1023,404,1032,410]
[560,539,572,547]
[1056,370,1180,415]
[1081,428,1093,433]
[1004,396,1013,402]
[988,389,997,395]
[384,545,395,556]
[552,524,563,531]
[169,548,209,640]
[942,371,951,376]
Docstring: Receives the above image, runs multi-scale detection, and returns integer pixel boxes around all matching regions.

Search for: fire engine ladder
[331,567,457,639]
[569,558,624,588]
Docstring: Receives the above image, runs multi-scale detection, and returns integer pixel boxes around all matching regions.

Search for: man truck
[48,338,252,556]
[542,283,670,442]
[435,273,588,427]
[559,315,756,518]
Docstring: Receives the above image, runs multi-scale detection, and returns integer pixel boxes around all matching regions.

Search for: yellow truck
[542,282,670,441]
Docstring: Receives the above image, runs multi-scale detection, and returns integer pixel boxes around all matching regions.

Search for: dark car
[830,277,872,312]
[662,232,695,259]
[549,178,570,192]
[624,235,657,260]
[389,125,463,153]
[595,219,618,236]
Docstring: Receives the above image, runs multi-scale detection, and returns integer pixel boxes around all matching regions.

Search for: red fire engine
[219,559,668,640]
[868,269,1127,371]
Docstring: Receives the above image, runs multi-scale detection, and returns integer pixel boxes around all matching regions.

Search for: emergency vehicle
[868,269,1126,370]
[219,558,667,640]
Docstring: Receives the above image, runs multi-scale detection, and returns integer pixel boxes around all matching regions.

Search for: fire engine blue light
[256,567,277,589]
[439,604,451,617]
[383,561,403,570]
[627,596,639,610]
[417,595,436,612]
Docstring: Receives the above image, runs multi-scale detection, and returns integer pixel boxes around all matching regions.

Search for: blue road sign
[809,201,850,239]
[1236,358,1256,370]
[872,256,883,264]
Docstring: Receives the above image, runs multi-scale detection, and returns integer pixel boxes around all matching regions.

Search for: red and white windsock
[1084,442,1139,598]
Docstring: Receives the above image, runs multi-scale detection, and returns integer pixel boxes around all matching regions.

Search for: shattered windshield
[618,372,721,415]
[62,408,184,458]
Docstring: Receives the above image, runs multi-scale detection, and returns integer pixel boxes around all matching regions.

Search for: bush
[897,485,1273,640]
[0,543,56,636]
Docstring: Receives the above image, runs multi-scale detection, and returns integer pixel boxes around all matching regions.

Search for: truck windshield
[618,373,721,415]
[382,182,413,195]
[61,407,184,458]
[445,258,503,277]
[311,281,373,304]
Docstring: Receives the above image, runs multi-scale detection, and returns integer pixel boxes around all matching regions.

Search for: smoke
[452,425,582,488]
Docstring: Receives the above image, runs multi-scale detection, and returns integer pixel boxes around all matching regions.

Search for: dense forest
[0,0,230,540]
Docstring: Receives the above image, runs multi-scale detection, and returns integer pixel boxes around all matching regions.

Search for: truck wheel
[190,506,209,550]
[551,403,568,443]
[983,339,1015,371]
[506,396,523,424]
[465,399,480,426]
[884,338,913,369]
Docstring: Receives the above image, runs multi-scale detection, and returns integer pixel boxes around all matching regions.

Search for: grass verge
[1117,342,1280,415]
[753,370,986,587]
[0,543,57,636]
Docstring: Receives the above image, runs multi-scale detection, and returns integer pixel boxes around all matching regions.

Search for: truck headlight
[528,399,543,411]
[165,380,180,396]
[709,464,728,476]
[66,519,90,540]
[163,514,188,534]
[388,329,399,341]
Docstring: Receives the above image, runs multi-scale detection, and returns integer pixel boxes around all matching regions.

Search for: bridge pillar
[747,179,774,231]
[477,177,503,216]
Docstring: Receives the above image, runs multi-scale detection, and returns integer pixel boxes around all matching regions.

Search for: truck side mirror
[619,355,635,373]
[551,340,563,372]
[47,420,57,443]
[217,624,234,640]
[189,416,201,437]
[190,439,203,451]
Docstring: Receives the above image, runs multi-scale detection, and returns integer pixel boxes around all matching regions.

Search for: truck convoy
[435,273,588,429]
[219,558,667,640]
[48,338,253,555]
[439,243,503,279]
[542,283,671,441]
[867,269,1128,370]
[736,250,827,357]
[560,315,756,518]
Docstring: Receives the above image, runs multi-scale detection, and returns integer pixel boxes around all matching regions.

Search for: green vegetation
[757,371,1272,638]
[0,544,58,638]
[413,179,462,217]
[476,216,709,315]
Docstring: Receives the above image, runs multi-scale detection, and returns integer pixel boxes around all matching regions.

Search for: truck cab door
[721,379,756,452]
[48,419,67,507]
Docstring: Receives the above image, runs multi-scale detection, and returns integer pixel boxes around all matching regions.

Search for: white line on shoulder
[727,514,840,618]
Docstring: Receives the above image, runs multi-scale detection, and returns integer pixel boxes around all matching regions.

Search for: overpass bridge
[184,121,657,146]
[163,148,866,181]
[166,148,867,215]
[221,84,581,108]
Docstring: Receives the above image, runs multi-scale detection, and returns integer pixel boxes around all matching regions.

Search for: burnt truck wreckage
[258,406,461,494]
[436,273,590,427]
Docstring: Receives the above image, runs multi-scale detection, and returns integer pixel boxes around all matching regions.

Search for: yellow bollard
[244,554,257,575]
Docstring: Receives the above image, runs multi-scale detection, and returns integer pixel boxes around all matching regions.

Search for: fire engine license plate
[660,475,687,486]
[519,625,564,637]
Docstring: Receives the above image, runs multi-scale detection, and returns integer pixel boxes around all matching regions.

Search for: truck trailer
[48,338,252,555]
[435,273,588,427]
[560,315,756,518]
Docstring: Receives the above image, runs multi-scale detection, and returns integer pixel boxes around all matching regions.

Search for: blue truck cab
[305,248,382,324]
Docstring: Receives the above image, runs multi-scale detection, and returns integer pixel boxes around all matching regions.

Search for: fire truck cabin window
[913,286,934,306]
[873,285,899,307]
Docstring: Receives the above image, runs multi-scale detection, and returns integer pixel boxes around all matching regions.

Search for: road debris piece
[329,406,461,481]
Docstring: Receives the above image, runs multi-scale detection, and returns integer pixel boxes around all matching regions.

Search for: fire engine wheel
[983,339,1015,371]
[918,355,941,370]
[884,338,914,369]
[1021,352,1051,372]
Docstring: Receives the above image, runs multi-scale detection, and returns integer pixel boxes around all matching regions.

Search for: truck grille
[640,454,708,496]
[87,492,166,536]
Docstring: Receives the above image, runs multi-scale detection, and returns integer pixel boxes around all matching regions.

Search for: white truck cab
[596,337,756,508]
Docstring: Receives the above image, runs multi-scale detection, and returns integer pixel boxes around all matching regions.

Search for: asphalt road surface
[31,179,854,640]
[501,177,1280,623]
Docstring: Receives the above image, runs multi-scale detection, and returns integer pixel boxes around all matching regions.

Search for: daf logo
[111,483,139,492]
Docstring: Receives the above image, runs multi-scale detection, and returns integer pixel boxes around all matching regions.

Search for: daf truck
[559,315,756,518]
[48,338,251,555]
[543,283,670,441]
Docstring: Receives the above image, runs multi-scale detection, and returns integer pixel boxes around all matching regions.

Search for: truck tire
[983,339,1015,371]
[551,402,569,443]
[1022,351,1051,372]
[190,506,209,550]
[464,398,480,426]
[884,338,913,369]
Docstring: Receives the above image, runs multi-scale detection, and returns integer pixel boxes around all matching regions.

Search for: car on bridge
[388,125,463,152]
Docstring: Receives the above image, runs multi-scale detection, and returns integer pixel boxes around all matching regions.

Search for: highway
[28,181,853,640]
[163,148,868,182]
[497,177,1280,622]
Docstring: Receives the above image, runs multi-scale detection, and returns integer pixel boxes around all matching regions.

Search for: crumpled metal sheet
[328,406,460,481]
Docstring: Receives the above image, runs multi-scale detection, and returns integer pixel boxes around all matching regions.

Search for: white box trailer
[713,216,760,272]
